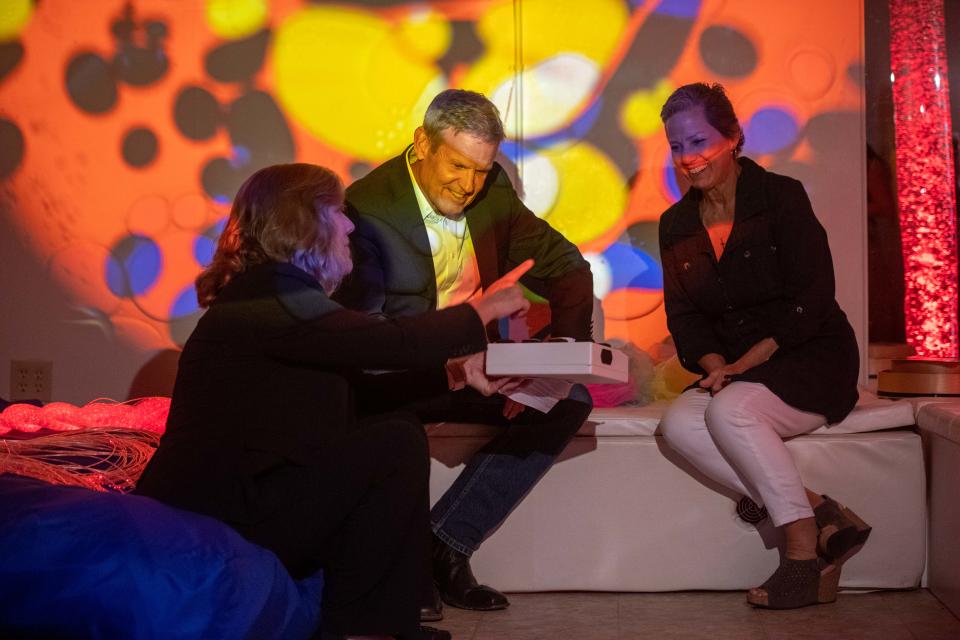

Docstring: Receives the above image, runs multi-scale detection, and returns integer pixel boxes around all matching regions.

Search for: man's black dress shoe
[432,536,509,611]
[419,583,443,622]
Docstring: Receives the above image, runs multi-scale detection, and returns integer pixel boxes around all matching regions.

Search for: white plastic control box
[485,341,628,384]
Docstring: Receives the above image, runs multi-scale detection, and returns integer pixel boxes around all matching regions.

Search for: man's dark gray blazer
[335,147,594,340]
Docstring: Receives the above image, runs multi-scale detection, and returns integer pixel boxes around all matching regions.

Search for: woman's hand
[446,352,522,397]
[697,352,729,393]
[699,363,742,395]
[698,353,727,376]
[468,260,534,325]
[502,398,526,420]
[698,338,779,395]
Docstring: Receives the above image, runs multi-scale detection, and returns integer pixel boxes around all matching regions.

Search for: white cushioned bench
[915,400,960,617]
[426,390,924,591]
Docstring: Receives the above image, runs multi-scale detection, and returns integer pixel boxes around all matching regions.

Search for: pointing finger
[499,259,534,286]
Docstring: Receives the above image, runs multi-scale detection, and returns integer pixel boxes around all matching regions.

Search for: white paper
[506,378,573,413]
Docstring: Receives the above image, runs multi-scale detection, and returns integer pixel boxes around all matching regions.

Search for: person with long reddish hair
[136,163,530,640]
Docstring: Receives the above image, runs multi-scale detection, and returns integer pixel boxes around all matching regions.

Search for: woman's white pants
[660,382,826,527]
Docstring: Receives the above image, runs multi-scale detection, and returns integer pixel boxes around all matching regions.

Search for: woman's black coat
[135,261,487,524]
[658,157,859,423]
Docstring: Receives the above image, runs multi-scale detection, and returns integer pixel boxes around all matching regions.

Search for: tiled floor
[432,590,960,639]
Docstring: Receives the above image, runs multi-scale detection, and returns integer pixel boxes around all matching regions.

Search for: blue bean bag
[0,474,323,639]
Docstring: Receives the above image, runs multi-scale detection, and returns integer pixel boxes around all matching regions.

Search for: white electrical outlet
[10,360,53,402]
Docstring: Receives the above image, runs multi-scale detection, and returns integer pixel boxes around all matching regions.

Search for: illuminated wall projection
[0,0,863,354]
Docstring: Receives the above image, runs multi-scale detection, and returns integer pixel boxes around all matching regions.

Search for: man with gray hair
[335,89,594,620]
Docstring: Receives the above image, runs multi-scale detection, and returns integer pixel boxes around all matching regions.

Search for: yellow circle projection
[622,79,675,138]
[396,8,451,62]
[0,0,34,40]
[205,0,268,39]
[273,6,446,162]
[539,142,626,245]
[478,0,627,66]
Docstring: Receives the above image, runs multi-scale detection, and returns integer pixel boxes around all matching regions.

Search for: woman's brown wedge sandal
[746,557,841,609]
[814,495,872,562]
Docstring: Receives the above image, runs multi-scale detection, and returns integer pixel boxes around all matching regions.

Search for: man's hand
[468,259,534,325]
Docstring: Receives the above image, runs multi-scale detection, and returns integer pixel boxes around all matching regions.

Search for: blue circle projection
[170,284,200,318]
[651,0,702,18]
[193,218,226,266]
[105,234,162,297]
[602,242,663,291]
[743,107,799,155]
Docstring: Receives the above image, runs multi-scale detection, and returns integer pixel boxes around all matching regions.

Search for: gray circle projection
[111,17,169,87]
[199,90,296,202]
[226,90,295,165]
[201,157,245,204]
[0,118,25,179]
[204,30,269,83]
[846,62,864,87]
[169,311,203,347]
[0,41,24,82]
[625,221,661,264]
[174,86,221,140]
[65,52,118,114]
[350,161,373,181]
[698,26,757,78]
[122,127,159,167]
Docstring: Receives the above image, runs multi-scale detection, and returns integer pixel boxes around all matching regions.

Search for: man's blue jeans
[403,384,593,555]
